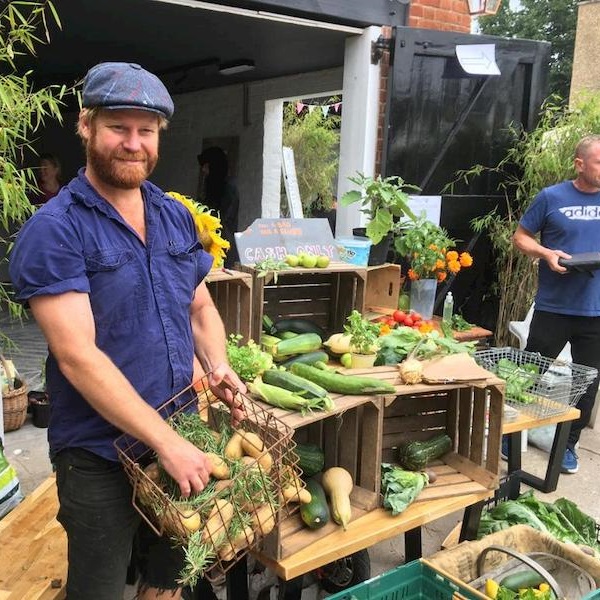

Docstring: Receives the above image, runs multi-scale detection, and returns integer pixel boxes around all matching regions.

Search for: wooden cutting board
[420,353,495,384]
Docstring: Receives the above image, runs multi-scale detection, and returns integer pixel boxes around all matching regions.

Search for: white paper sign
[407,195,441,226]
[281,146,304,218]
[456,44,501,76]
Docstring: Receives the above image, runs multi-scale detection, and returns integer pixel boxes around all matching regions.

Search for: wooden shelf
[255,489,494,581]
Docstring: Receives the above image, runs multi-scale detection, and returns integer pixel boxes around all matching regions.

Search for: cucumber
[271,333,322,359]
[300,478,330,529]
[290,363,396,395]
[272,318,326,338]
[281,351,330,369]
[262,369,329,399]
[295,443,325,477]
[397,434,452,471]
[500,569,546,592]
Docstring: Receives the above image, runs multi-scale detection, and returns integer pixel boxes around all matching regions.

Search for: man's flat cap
[82,62,174,119]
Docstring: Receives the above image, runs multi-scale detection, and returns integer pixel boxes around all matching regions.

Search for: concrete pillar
[569,0,600,105]
[335,26,383,237]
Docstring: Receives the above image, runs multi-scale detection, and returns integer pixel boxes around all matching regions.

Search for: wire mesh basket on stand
[474,347,598,419]
[114,374,304,585]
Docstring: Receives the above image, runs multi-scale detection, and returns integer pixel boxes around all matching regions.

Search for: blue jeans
[526,310,600,447]
[54,448,184,599]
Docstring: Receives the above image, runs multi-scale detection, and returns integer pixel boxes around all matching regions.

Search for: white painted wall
[335,26,383,237]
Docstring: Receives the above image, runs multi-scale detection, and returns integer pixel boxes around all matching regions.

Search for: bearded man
[10,62,244,599]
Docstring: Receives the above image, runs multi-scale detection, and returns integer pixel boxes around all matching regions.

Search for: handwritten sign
[235,218,340,265]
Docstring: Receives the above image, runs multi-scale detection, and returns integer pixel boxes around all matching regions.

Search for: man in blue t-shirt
[10,63,244,600]
[513,134,600,475]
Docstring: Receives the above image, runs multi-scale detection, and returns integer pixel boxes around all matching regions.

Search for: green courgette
[281,351,329,369]
[295,443,325,477]
[278,331,299,340]
[397,434,452,471]
[262,369,329,399]
[272,318,326,338]
[271,333,322,359]
[300,478,330,529]
[290,363,396,395]
[500,569,546,592]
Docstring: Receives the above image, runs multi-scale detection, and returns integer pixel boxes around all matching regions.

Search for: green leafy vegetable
[254,258,291,283]
[226,334,274,382]
[494,358,539,404]
[381,463,428,515]
[375,327,476,366]
[478,490,600,553]
[451,314,474,331]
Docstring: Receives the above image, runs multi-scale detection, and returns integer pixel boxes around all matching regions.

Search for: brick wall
[409,0,472,33]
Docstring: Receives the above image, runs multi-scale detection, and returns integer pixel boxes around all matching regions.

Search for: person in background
[10,62,244,600]
[512,133,600,475]
[30,153,62,205]
[197,146,240,267]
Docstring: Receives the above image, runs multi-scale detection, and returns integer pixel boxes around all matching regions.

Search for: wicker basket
[2,355,28,432]
[114,375,302,583]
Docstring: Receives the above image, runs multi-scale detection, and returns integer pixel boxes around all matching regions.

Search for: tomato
[386,317,396,327]
[411,311,422,322]
[413,320,422,329]
[404,316,414,327]
[393,310,406,323]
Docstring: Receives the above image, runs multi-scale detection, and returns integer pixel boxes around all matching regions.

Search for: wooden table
[0,476,66,600]
[503,404,580,494]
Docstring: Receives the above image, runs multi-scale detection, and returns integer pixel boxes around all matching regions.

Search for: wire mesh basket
[114,374,304,584]
[474,347,598,419]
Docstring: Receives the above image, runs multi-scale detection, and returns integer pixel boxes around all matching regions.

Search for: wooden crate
[238,262,366,341]
[257,394,384,561]
[381,377,504,503]
[363,263,403,313]
[205,268,252,343]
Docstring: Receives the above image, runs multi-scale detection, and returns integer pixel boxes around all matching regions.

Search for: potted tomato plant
[344,310,380,368]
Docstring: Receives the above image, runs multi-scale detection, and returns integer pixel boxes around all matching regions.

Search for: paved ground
[2,310,600,598]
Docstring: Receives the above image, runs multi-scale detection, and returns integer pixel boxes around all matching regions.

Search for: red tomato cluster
[392,310,435,333]
[373,311,435,334]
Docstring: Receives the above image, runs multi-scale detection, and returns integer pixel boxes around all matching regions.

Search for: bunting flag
[293,101,342,116]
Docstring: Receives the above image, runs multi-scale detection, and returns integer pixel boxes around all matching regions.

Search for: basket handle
[0,353,14,392]
[477,545,564,599]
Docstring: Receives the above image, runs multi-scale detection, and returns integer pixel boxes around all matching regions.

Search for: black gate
[384,28,551,329]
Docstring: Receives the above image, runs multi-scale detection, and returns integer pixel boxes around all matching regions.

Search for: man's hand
[209,363,246,426]
[157,437,212,498]
[544,249,571,273]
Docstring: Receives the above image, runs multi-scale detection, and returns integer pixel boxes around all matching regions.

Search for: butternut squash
[321,467,353,530]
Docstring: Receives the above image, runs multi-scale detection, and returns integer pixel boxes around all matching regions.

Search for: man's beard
[87,137,158,190]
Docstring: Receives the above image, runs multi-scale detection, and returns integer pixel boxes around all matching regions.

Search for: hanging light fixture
[467,0,502,16]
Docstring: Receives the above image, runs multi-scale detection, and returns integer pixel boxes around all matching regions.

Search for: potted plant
[344,310,381,368]
[394,216,473,320]
[340,173,419,265]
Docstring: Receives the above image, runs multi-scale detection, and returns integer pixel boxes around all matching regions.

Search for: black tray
[558,252,600,272]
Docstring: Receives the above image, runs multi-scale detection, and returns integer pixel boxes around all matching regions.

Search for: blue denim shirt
[9,169,213,460]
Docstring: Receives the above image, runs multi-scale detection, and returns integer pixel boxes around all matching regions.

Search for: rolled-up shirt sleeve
[9,213,90,301]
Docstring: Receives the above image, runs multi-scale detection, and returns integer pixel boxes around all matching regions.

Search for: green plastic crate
[327,560,483,600]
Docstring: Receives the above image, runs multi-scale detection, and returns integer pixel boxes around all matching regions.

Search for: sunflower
[167,191,230,268]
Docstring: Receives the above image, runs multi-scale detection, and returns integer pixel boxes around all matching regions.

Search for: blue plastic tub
[336,237,372,267]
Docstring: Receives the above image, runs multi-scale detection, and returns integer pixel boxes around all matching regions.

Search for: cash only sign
[235,218,340,265]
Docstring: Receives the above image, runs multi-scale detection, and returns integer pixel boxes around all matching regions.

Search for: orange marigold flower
[436,271,447,282]
[408,268,419,281]
[448,259,461,274]
[435,259,446,270]
[429,244,438,251]
[459,252,473,267]
[446,250,459,262]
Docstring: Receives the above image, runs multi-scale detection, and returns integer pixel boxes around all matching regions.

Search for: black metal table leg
[460,500,485,542]
[404,526,422,562]
[277,575,304,600]
[506,431,522,473]
[226,556,249,600]
[516,421,571,493]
